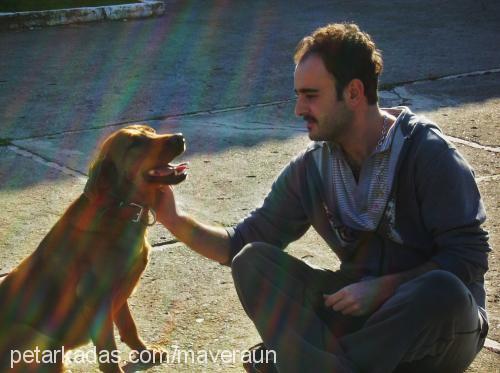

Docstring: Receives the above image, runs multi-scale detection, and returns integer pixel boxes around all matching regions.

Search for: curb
[484,338,500,354]
[0,0,165,30]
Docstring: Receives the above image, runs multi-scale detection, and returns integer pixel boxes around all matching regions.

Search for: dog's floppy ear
[84,156,118,199]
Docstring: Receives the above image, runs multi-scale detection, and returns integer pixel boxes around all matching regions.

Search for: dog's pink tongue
[148,163,188,176]
[148,166,173,176]
[174,164,188,174]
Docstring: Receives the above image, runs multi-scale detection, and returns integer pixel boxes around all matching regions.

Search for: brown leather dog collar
[118,201,157,226]
[82,193,157,226]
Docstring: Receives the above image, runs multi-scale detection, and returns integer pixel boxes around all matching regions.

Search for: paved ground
[0,0,499,371]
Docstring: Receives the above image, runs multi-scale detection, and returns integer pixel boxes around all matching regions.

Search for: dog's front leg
[91,309,124,373]
[114,301,167,363]
[114,301,146,351]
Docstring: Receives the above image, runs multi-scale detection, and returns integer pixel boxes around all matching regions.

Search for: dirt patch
[478,179,500,342]
[467,348,500,372]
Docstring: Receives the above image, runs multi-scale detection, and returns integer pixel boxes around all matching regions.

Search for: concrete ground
[0,0,499,371]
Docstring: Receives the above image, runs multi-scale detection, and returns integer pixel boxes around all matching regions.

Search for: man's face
[294,54,353,142]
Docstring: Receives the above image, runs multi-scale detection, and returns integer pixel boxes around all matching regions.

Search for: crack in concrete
[208,120,303,132]
[152,239,179,247]
[380,68,500,90]
[445,136,500,153]
[0,138,12,146]
[9,98,296,142]
[7,68,500,143]
[386,86,411,106]
[7,144,87,181]
[5,137,497,187]
[3,67,499,177]
[5,137,498,184]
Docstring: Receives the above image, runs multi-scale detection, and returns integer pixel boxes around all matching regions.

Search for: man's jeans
[231,242,486,373]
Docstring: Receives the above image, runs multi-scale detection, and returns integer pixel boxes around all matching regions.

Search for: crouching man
[154,23,490,373]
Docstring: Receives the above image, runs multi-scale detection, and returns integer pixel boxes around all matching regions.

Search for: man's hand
[154,185,180,229]
[152,181,232,265]
[323,262,439,316]
[323,278,394,316]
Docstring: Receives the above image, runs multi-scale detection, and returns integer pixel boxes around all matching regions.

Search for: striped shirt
[325,110,405,232]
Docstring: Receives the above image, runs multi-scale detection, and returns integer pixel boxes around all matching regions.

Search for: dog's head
[85,124,187,204]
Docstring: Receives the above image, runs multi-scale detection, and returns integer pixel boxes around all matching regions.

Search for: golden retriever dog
[0,125,187,372]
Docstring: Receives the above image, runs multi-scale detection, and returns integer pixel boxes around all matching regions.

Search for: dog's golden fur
[0,125,186,372]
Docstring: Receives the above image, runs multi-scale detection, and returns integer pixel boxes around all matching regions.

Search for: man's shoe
[243,342,278,373]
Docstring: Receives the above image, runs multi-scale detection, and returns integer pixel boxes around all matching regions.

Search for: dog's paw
[98,362,125,373]
[131,345,168,364]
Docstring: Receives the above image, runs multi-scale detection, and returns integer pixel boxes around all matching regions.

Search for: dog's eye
[126,138,150,152]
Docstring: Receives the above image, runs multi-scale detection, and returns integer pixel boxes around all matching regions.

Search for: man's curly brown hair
[294,23,383,105]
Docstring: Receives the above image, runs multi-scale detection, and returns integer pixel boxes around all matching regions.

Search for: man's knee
[407,270,472,318]
[231,243,285,317]
[231,242,277,284]
[232,242,279,272]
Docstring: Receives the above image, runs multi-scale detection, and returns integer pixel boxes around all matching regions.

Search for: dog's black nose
[172,133,185,150]
[175,133,184,143]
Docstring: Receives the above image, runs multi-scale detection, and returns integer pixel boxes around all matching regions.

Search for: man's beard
[306,105,353,142]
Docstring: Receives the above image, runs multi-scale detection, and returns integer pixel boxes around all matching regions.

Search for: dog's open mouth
[144,163,189,185]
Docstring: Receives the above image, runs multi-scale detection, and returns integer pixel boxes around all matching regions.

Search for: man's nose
[294,96,306,117]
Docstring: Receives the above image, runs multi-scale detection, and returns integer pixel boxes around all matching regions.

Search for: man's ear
[343,79,365,108]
